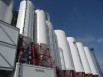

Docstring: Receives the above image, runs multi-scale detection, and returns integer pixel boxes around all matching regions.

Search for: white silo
[76,42,92,77]
[34,9,53,67]
[34,9,48,45]
[84,47,99,77]
[90,50,102,77]
[16,0,34,40]
[0,0,13,24]
[55,30,75,77]
[46,20,56,67]
[90,48,102,77]
[54,33,66,77]
[67,37,84,77]
[52,31,65,71]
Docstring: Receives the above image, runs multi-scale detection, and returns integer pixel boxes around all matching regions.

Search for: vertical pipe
[14,63,21,77]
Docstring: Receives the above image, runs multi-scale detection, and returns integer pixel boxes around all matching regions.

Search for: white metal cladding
[4,0,14,24]
[0,42,17,71]
[67,37,84,72]
[0,0,13,24]
[0,21,19,46]
[16,1,34,40]
[55,30,74,70]
[84,47,99,75]
[34,10,48,45]
[46,21,56,61]
[76,42,92,74]
[0,21,19,71]
[14,63,56,77]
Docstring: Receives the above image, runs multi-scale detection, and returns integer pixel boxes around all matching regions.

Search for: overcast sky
[14,0,103,72]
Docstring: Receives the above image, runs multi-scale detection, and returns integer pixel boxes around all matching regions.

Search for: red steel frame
[75,72,85,77]
[92,75,98,77]
[70,70,75,77]
[34,44,53,68]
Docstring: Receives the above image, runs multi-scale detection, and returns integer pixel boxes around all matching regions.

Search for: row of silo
[54,30,75,77]
[54,30,100,77]
[16,0,53,67]
[15,0,100,77]
[67,37,84,77]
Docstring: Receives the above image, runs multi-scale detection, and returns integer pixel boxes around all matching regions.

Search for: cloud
[76,35,103,44]
[75,35,103,49]
[76,35,96,43]
[97,38,103,43]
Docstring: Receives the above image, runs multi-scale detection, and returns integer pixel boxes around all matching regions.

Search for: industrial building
[0,0,102,77]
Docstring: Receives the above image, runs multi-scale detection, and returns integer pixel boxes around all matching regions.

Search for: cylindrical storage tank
[54,32,65,77]
[34,9,48,45]
[34,10,52,67]
[46,21,56,66]
[55,30,75,77]
[76,42,92,76]
[16,0,34,40]
[84,47,99,77]
[53,32,65,70]
[0,0,13,24]
[67,37,84,77]
[90,51,102,77]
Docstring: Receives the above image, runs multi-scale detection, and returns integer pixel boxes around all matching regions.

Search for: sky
[14,0,103,72]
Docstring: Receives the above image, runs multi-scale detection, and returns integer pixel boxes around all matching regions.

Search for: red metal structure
[75,72,85,77]
[70,70,75,77]
[34,44,53,68]
[92,75,98,77]
[17,36,54,68]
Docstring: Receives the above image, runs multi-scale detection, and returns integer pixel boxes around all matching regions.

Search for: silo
[16,0,34,40]
[55,30,75,77]
[0,0,13,24]
[84,47,99,77]
[76,42,92,77]
[54,30,66,77]
[46,20,56,67]
[67,37,84,77]
[34,9,53,67]
[90,50,102,77]
[54,33,66,77]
